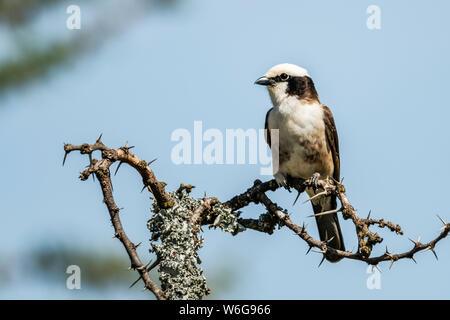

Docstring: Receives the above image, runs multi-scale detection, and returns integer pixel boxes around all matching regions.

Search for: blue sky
[1,0,450,299]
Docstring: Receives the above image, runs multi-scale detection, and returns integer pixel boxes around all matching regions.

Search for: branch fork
[64,137,450,299]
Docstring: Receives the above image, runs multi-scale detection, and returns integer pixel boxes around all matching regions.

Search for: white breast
[268,97,332,179]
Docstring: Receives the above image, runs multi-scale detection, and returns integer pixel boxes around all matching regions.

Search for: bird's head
[255,63,318,105]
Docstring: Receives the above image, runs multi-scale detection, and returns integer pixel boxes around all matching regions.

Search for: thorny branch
[64,137,450,300]
[64,135,169,300]
[223,179,448,267]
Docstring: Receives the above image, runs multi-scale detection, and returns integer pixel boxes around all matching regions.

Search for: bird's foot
[306,172,321,190]
[274,172,291,192]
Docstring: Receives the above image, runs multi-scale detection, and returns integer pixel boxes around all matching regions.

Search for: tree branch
[64,137,450,299]
[220,178,449,267]
[63,136,168,300]
[64,135,173,209]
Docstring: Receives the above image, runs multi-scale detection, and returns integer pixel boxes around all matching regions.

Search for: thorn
[129,277,142,289]
[130,261,151,288]
[292,191,302,206]
[367,210,371,220]
[147,259,160,272]
[307,208,341,218]
[302,190,327,204]
[141,185,147,193]
[311,249,326,254]
[437,215,447,226]
[122,141,135,153]
[411,256,417,264]
[389,259,394,269]
[318,255,326,268]
[147,158,157,166]
[130,259,160,289]
[301,222,306,234]
[62,152,68,166]
[430,247,439,260]
[409,238,417,246]
[96,133,103,143]
[114,161,124,176]
[326,236,335,244]
[134,242,141,249]
[424,245,438,260]
[306,246,313,255]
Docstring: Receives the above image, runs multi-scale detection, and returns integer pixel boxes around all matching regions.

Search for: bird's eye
[280,73,289,81]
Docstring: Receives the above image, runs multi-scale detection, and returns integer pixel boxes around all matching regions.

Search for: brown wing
[264,107,273,148]
[321,105,340,181]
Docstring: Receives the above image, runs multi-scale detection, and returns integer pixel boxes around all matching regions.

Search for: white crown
[265,63,309,78]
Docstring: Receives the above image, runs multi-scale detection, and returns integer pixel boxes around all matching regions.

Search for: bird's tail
[310,193,345,262]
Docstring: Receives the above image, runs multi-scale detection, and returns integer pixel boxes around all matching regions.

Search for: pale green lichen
[147,191,245,300]
[208,203,246,235]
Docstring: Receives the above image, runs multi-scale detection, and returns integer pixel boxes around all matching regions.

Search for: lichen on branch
[64,137,450,300]
[147,190,245,300]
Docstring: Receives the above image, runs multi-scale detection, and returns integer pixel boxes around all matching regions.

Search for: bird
[255,63,345,262]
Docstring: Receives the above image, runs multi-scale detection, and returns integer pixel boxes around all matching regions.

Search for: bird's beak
[254,76,275,86]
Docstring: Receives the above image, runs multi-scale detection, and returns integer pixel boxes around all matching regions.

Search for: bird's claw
[279,181,291,192]
[306,173,321,190]
[275,172,291,192]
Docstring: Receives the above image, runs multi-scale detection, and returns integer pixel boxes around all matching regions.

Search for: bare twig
[64,137,167,300]
[64,136,173,209]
